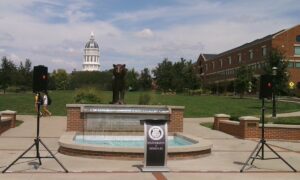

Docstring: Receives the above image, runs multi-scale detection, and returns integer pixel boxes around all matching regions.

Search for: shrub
[138,93,151,105]
[74,87,102,104]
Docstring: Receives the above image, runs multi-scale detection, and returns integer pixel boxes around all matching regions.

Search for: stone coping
[66,104,184,110]
[214,114,230,118]
[0,110,17,114]
[261,124,300,129]
[239,116,259,121]
[59,131,212,154]
[220,120,239,125]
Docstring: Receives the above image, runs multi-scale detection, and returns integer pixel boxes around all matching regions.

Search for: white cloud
[0,0,299,72]
[135,28,154,39]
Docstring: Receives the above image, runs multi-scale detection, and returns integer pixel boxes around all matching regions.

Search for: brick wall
[168,107,184,132]
[213,114,300,140]
[67,107,85,132]
[219,120,242,137]
[260,127,300,140]
[66,105,184,133]
[0,120,11,135]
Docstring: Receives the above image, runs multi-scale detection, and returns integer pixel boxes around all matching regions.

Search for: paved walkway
[0,115,299,179]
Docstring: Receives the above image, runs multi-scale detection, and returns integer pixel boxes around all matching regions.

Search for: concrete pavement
[0,115,299,179]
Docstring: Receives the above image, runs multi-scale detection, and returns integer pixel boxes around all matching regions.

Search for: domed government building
[82,32,100,71]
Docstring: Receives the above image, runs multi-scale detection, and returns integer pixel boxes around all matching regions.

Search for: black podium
[141,119,169,172]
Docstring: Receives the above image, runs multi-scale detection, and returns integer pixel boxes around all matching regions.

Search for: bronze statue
[112,64,127,104]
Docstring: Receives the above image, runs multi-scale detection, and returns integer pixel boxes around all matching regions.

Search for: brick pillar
[67,107,84,132]
[169,106,184,132]
[213,114,230,130]
[1,110,17,128]
[239,116,259,139]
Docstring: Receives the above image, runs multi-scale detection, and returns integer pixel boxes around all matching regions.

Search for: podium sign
[142,119,169,172]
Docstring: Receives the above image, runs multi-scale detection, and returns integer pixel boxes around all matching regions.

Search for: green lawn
[266,117,300,125]
[200,122,214,129]
[1,91,300,118]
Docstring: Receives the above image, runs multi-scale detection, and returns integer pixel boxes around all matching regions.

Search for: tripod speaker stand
[240,97,296,172]
[2,100,68,173]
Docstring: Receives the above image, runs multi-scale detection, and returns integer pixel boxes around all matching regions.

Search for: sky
[0,0,299,72]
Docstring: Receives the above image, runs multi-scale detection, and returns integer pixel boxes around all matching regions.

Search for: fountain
[59,104,212,159]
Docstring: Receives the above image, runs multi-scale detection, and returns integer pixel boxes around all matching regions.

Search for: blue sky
[0,0,299,72]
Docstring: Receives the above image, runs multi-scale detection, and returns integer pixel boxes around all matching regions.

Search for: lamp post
[272,67,278,118]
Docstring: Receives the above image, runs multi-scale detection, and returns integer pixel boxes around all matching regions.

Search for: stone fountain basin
[58,132,213,160]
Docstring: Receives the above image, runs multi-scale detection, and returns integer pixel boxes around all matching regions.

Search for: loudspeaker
[259,75,273,99]
[33,65,48,92]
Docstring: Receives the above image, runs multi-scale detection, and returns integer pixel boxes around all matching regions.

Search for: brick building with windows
[196,24,300,93]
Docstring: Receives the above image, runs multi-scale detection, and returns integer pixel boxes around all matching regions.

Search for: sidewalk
[0,115,299,179]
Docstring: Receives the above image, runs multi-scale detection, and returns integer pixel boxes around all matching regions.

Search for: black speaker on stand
[240,75,296,172]
[33,65,48,93]
[2,65,68,173]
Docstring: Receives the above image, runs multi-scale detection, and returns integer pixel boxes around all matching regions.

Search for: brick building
[196,24,300,93]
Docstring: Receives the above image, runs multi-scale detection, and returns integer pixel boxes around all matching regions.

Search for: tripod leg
[250,143,263,165]
[35,139,42,165]
[2,143,36,173]
[240,141,261,172]
[264,143,297,172]
[39,139,68,173]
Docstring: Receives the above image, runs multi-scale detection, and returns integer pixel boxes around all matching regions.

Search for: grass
[200,122,213,129]
[266,117,300,125]
[1,91,300,118]
[15,120,24,127]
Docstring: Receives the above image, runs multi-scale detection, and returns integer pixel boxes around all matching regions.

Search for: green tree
[263,48,289,95]
[52,69,69,90]
[16,59,32,90]
[69,71,113,90]
[182,59,200,90]
[126,68,139,91]
[153,58,200,92]
[171,59,185,92]
[235,65,253,98]
[139,68,152,90]
[152,58,173,92]
[0,57,17,93]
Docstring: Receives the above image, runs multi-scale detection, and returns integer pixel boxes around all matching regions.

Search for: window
[228,56,232,65]
[262,46,267,56]
[296,62,300,68]
[205,64,208,71]
[288,62,294,68]
[249,50,253,60]
[256,63,260,69]
[220,59,223,67]
[238,53,242,63]
[295,46,300,55]
[296,35,300,42]
[212,62,215,69]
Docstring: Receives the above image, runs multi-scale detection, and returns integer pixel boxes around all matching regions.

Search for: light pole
[272,67,278,118]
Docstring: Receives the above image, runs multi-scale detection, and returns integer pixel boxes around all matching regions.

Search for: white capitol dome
[82,32,100,71]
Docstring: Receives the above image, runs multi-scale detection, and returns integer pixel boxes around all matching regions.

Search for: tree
[0,57,17,93]
[16,59,32,90]
[182,59,200,90]
[126,68,139,91]
[52,69,69,90]
[171,59,185,92]
[69,70,113,90]
[139,68,152,90]
[152,58,173,92]
[263,48,289,95]
[235,65,253,98]
[153,58,200,92]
